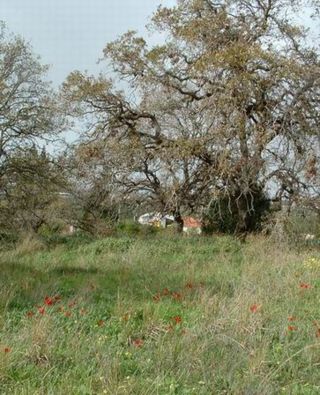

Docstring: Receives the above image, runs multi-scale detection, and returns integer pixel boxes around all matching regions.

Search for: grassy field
[0,234,320,394]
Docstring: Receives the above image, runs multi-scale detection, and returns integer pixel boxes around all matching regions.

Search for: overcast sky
[2,0,318,87]
[1,0,175,86]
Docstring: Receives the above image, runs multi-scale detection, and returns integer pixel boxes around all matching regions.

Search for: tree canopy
[0,24,66,236]
[61,0,320,232]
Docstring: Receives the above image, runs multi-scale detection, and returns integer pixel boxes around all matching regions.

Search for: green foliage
[284,208,320,241]
[116,220,141,234]
[115,221,161,237]
[267,207,320,246]
[0,231,18,249]
[38,221,66,237]
[41,232,95,249]
[0,24,64,237]
[0,146,68,235]
[203,186,270,234]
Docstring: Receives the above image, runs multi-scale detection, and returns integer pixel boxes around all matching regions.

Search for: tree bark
[173,211,184,233]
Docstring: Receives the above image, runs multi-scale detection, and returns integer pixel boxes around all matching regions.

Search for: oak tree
[0,24,64,235]
[62,0,320,233]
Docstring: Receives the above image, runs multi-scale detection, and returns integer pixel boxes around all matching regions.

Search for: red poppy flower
[172,292,183,301]
[97,320,104,327]
[26,311,34,318]
[4,347,11,354]
[172,315,182,324]
[153,293,161,302]
[288,325,297,331]
[162,288,170,296]
[132,338,144,348]
[250,304,261,313]
[38,306,45,315]
[288,316,297,321]
[299,282,311,289]
[44,296,54,306]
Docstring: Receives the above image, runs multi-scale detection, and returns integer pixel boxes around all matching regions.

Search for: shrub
[203,186,270,234]
[115,221,161,237]
[41,232,95,249]
[266,206,320,245]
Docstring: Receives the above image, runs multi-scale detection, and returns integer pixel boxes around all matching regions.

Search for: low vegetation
[1,235,320,394]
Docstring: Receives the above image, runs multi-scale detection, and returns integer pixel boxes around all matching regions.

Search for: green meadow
[0,235,320,394]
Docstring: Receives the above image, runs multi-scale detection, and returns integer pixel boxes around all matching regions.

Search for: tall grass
[0,235,319,394]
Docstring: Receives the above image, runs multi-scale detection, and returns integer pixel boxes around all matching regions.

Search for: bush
[266,207,320,245]
[115,221,161,237]
[0,231,19,250]
[116,221,141,235]
[41,232,95,249]
[15,234,46,255]
[203,186,270,234]
[37,222,65,237]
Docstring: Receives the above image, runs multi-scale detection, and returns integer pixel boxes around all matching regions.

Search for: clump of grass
[15,234,46,255]
[0,235,320,394]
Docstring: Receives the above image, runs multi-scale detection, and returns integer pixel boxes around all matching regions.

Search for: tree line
[0,0,319,238]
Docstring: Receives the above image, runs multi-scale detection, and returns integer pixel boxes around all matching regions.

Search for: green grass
[0,235,320,394]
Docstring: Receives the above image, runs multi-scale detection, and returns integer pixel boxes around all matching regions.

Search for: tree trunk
[173,211,184,233]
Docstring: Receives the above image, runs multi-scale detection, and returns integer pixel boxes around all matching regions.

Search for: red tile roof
[183,217,202,228]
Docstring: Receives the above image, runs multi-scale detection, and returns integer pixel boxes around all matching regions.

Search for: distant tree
[0,23,61,192]
[0,24,66,236]
[62,0,320,233]
[0,146,67,233]
[63,144,122,235]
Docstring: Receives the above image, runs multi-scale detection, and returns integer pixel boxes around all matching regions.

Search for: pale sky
[1,0,175,86]
[2,0,317,87]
